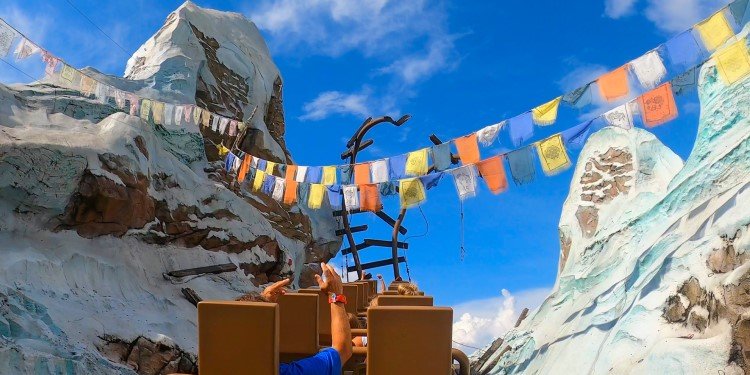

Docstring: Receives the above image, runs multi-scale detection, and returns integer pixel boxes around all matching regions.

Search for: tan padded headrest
[297,289,331,336]
[198,301,278,375]
[342,284,359,315]
[277,293,319,360]
[376,295,434,307]
[381,290,399,295]
[367,306,453,375]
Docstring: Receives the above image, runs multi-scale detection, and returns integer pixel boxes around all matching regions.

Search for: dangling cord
[344,253,350,282]
[459,200,466,261]
[403,249,413,282]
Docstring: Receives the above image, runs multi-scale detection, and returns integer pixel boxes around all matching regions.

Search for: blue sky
[0,0,734,348]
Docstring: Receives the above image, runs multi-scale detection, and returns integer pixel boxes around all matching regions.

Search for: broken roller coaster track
[338,115,460,280]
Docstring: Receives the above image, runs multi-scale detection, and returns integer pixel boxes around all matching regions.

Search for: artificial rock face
[472,27,750,375]
[0,2,340,373]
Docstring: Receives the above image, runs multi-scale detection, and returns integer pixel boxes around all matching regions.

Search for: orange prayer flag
[455,134,481,165]
[477,156,508,194]
[638,82,678,128]
[359,183,382,212]
[283,165,298,204]
[237,156,252,182]
[354,163,372,185]
[598,65,630,102]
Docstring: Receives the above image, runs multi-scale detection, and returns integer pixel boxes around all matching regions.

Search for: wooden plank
[347,257,406,272]
[364,239,409,249]
[341,242,371,255]
[340,139,374,160]
[335,225,368,236]
[166,263,237,278]
[374,211,408,235]
[181,287,202,307]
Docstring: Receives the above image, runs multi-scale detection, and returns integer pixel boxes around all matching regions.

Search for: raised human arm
[377,274,386,293]
[316,263,352,365]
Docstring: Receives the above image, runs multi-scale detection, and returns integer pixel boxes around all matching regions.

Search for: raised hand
[315,262,343,295]
[261,278,290,302]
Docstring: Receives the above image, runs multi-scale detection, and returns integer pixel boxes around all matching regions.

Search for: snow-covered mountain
[472,30,750,375]
[0,2,340,373]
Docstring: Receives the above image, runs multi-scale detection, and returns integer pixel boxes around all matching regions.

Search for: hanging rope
[452,340,482,351]
[459,200,466,261]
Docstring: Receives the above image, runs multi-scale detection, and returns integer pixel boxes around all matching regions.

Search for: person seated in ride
[397,282,419,296]
[235,263,352,375]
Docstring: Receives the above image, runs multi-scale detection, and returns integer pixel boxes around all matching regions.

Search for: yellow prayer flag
[253,170,265,191]
[716,39,750,84]
[140,99,152,121]
[201,109,211,127]
[322,166,337,185]
[696,11,734,51]
[217,144,230,157]
[265,161,276,175]
[60,65,77,83]
[81,76,96,95]
[308,184,325,209]
[152,101,165,125]
[532,96,562,126]
[399,178,426,208]
[405,148,429,176]
[193,107,202,125]
[536,134,571,176]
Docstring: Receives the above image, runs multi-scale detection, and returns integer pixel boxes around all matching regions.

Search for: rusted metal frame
[339,115,411,280]
[391,207,407,279]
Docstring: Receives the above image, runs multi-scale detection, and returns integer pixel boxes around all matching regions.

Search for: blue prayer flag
[306,166,323,183]
[298,183,311,204]
[509,112,534,147]
[224,153,236,172]
[432,143,452,171]
[379,181,398,197]
[562,120,593,149]
[420,173,443,190]
[388,154,408,180]
[340,165,353,185]
[257,158,267,173]
[506,146,536,185]
[665,30,703,68]
[327,185,342,209]
[262,174,275,194]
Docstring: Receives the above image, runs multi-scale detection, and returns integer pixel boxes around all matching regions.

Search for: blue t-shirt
[279,348,341,375]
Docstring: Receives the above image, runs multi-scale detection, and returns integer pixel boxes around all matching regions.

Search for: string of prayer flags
[432,143,452,171]
[354,163,371,185]
[323,166,337,185]
[715,38,750,84]
[184,106,193,124]
[639,83,678,128]
[509,112,534,146]
[257,159,267,174]
[253,170,265,192]
[308,184,325,209]
[164,104,175,126]
[201,109,211,127]
[562,120,594,149]
[284,165,298,205]
[151,102,165,125]
[399,178,427,208]
[41,51,59,77]
[370,160,389,183]
[295,166,308,183]
[306,166,323,184]
[388,154,407,179]
[507,146,536,186]
[360,183,382,212]
[327,185,342,210]
[224,153,237,173]
[343,185,359,211]
[696,10,734,51]
[562,82,593,108]
[14,38,40,61]
[174,105,184,126]
[532,96,562,126]
[128,94,139,116]
[219,118,229,134]
[405,148,429,176]
[455,134,481,164]
[229,120,238,136]
[450,165,478,200]
[272,178,285,202]
[477,156,509,194]
[536,134,571,176]
[194,107,203,125]
[420,173,443,190]
[0,20,17,57]
[60,65,77,84]
[630,50,667,89]
[477,122,503,146]
[598,65,630,102]
[603,102,635,130]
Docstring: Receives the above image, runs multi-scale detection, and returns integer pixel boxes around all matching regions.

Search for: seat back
[376,295,434,307]
[367,306,453,375]
[198,301,278,375]
[342,284,359,315]
[388,281,408,291]
[381,290,399,295]
[298,289,332,344]
[277,293,319,362]
[353,282,368,310]
[366,280,378,296]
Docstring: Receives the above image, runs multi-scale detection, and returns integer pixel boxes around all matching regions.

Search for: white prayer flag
[272,178,286,202]
[450,165,477,200]
[232,156,242,173]
[343,185,359,211]
[163,104,175,126]
[211,115,220,131]
[603,102,635,130]
[630,50,667,89]
[295,166,308,183]
[96,84,110,104]
[477,122,504,146]
[174,106,184,126]
[219,118,230,134]
[370,160,389,183]
[14,38,39,60]
[229,120,238,136]
[0,20,17,57]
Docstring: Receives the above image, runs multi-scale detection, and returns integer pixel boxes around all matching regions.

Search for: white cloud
[557,62,608,92]
[248,0,459,121]
[644,0,728,33]
[604,0,638,19]
[451,288,550,352]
